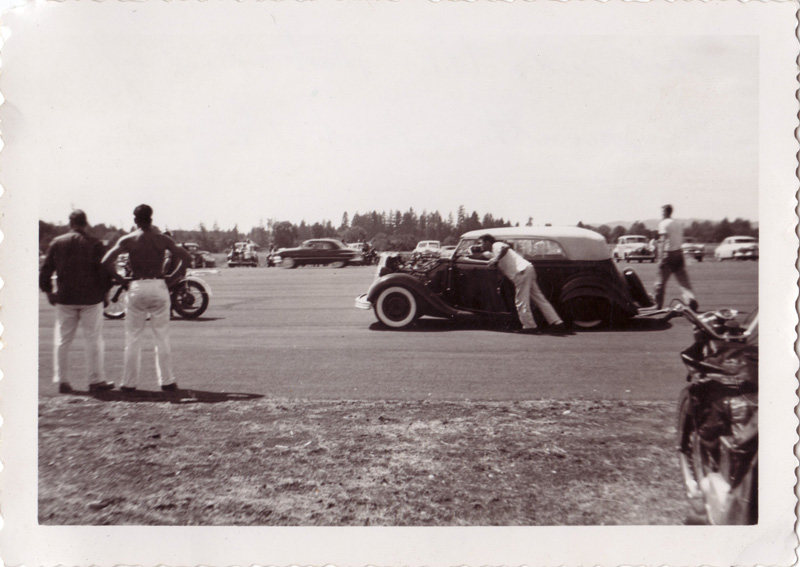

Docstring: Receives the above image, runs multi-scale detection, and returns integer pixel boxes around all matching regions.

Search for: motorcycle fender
[366,274,461,318]
[179,275,212,297]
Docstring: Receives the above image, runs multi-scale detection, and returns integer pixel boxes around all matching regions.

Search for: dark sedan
[274,238,362,269]
[356,226,659,330]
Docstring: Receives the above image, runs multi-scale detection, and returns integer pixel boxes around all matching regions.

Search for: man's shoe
[547,323,573,336]
[89,381,115,393]
[517,327,541,335]
[120,386,137,393]
[58,382,73,394]
[161,383,178,392]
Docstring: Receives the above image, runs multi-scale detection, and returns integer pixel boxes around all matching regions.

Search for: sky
[4,1,760,232]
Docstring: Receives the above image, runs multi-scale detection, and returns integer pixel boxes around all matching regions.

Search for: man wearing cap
[102,204,193,393]
[478,234,570,335]
[39,210,115,393]
[654,204,698,310]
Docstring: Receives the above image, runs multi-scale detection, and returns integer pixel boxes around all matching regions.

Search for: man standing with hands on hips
[102,204,193,393]
[39,209,115,393]
[653,204,699,311]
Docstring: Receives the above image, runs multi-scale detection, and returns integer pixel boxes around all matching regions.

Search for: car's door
[447,241,511,313]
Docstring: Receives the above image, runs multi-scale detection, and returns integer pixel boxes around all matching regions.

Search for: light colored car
[612,235,655,263]
[681,237,705,262]
[714,236,759,261]
[412,240,441,258]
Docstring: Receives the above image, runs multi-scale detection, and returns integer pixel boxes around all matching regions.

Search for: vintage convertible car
[355,226,657,330]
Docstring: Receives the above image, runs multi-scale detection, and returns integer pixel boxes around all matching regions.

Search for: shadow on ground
[69,389,264,404]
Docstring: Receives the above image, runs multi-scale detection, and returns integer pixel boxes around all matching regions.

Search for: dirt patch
[39,395,689,525]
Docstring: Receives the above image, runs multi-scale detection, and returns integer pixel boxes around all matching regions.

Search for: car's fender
[558,275,635,315]
[366,274,462,318]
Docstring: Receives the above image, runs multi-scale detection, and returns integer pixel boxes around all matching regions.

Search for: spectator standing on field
[478,234,570,335]
[653,204,698,310]
[39,210,115,393]
[102,204,193,393]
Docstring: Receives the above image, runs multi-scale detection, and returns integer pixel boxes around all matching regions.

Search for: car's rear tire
[562,296,612,330]
[281,257,296,269]
[375,286,419,329]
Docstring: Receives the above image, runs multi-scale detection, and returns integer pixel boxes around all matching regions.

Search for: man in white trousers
[39,209,115,393]
[102,204,193,393]
[479,234,570,335]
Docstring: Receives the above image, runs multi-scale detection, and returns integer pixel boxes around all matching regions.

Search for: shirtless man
[102,204,193,392]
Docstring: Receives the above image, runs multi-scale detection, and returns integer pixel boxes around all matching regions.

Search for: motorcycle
[669,299,758,524]
[104,262,215,320]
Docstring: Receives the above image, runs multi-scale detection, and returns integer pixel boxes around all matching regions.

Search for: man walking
[39,210,114,393]
[653,204,698,310]
[102,205,193,393]
[479,234,570,335]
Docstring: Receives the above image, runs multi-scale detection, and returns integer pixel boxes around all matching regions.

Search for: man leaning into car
[479,234,570,335]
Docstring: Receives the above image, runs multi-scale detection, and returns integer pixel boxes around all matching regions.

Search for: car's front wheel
[280,257,296,269]
[374,286,419,328]
[330,260,348,269]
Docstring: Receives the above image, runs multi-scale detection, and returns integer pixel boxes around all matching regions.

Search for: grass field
[39,396,688,525]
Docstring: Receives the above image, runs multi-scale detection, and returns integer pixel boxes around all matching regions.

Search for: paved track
[38,260,757,401]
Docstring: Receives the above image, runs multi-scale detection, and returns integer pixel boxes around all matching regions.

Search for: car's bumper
[733,251,759,260]
[355,293,372,310]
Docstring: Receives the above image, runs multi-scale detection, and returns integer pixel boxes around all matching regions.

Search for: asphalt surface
[38,259,757,402]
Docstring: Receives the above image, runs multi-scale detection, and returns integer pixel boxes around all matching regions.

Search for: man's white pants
[122,280,176,388]
[53,302,105,385]
[510,265,563,330]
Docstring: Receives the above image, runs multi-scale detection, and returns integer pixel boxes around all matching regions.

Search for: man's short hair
[133,204,153,226]
[69,209,88,227]
[479,233,496,244]
[662,204,673,216]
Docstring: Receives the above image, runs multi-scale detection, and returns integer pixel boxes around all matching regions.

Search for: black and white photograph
[0,0,797,565]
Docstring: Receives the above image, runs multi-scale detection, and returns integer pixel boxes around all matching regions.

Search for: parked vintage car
[227,241,259,267]
[274,238,362,268]
[180,242,217,268]
[714,236,759,261]
[612,235,655,263]
[412,240,442,261]
[681,237,705,262]
[355,226,658,330]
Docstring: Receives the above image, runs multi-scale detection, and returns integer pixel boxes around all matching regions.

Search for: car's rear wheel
[562,296,612,330]
[281,257,296,269]
[375,286,419,328]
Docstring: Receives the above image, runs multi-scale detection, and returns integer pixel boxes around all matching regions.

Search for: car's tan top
[460,226,611,261]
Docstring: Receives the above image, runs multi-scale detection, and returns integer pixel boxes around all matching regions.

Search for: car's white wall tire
[375,286,418,328]
[281,257,297,269]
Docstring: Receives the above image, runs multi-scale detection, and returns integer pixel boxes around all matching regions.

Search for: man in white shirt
[479,234,569,335]
[654,204,698,310]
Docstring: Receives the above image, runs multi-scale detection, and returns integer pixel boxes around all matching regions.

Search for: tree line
[39,207,758,254]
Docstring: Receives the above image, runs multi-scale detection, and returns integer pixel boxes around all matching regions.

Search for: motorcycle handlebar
[669,300,751,342]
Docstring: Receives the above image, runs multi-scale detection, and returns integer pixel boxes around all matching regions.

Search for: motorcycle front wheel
[103,284,128,319]
[171,280,209,319]
[677,388,758,525]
